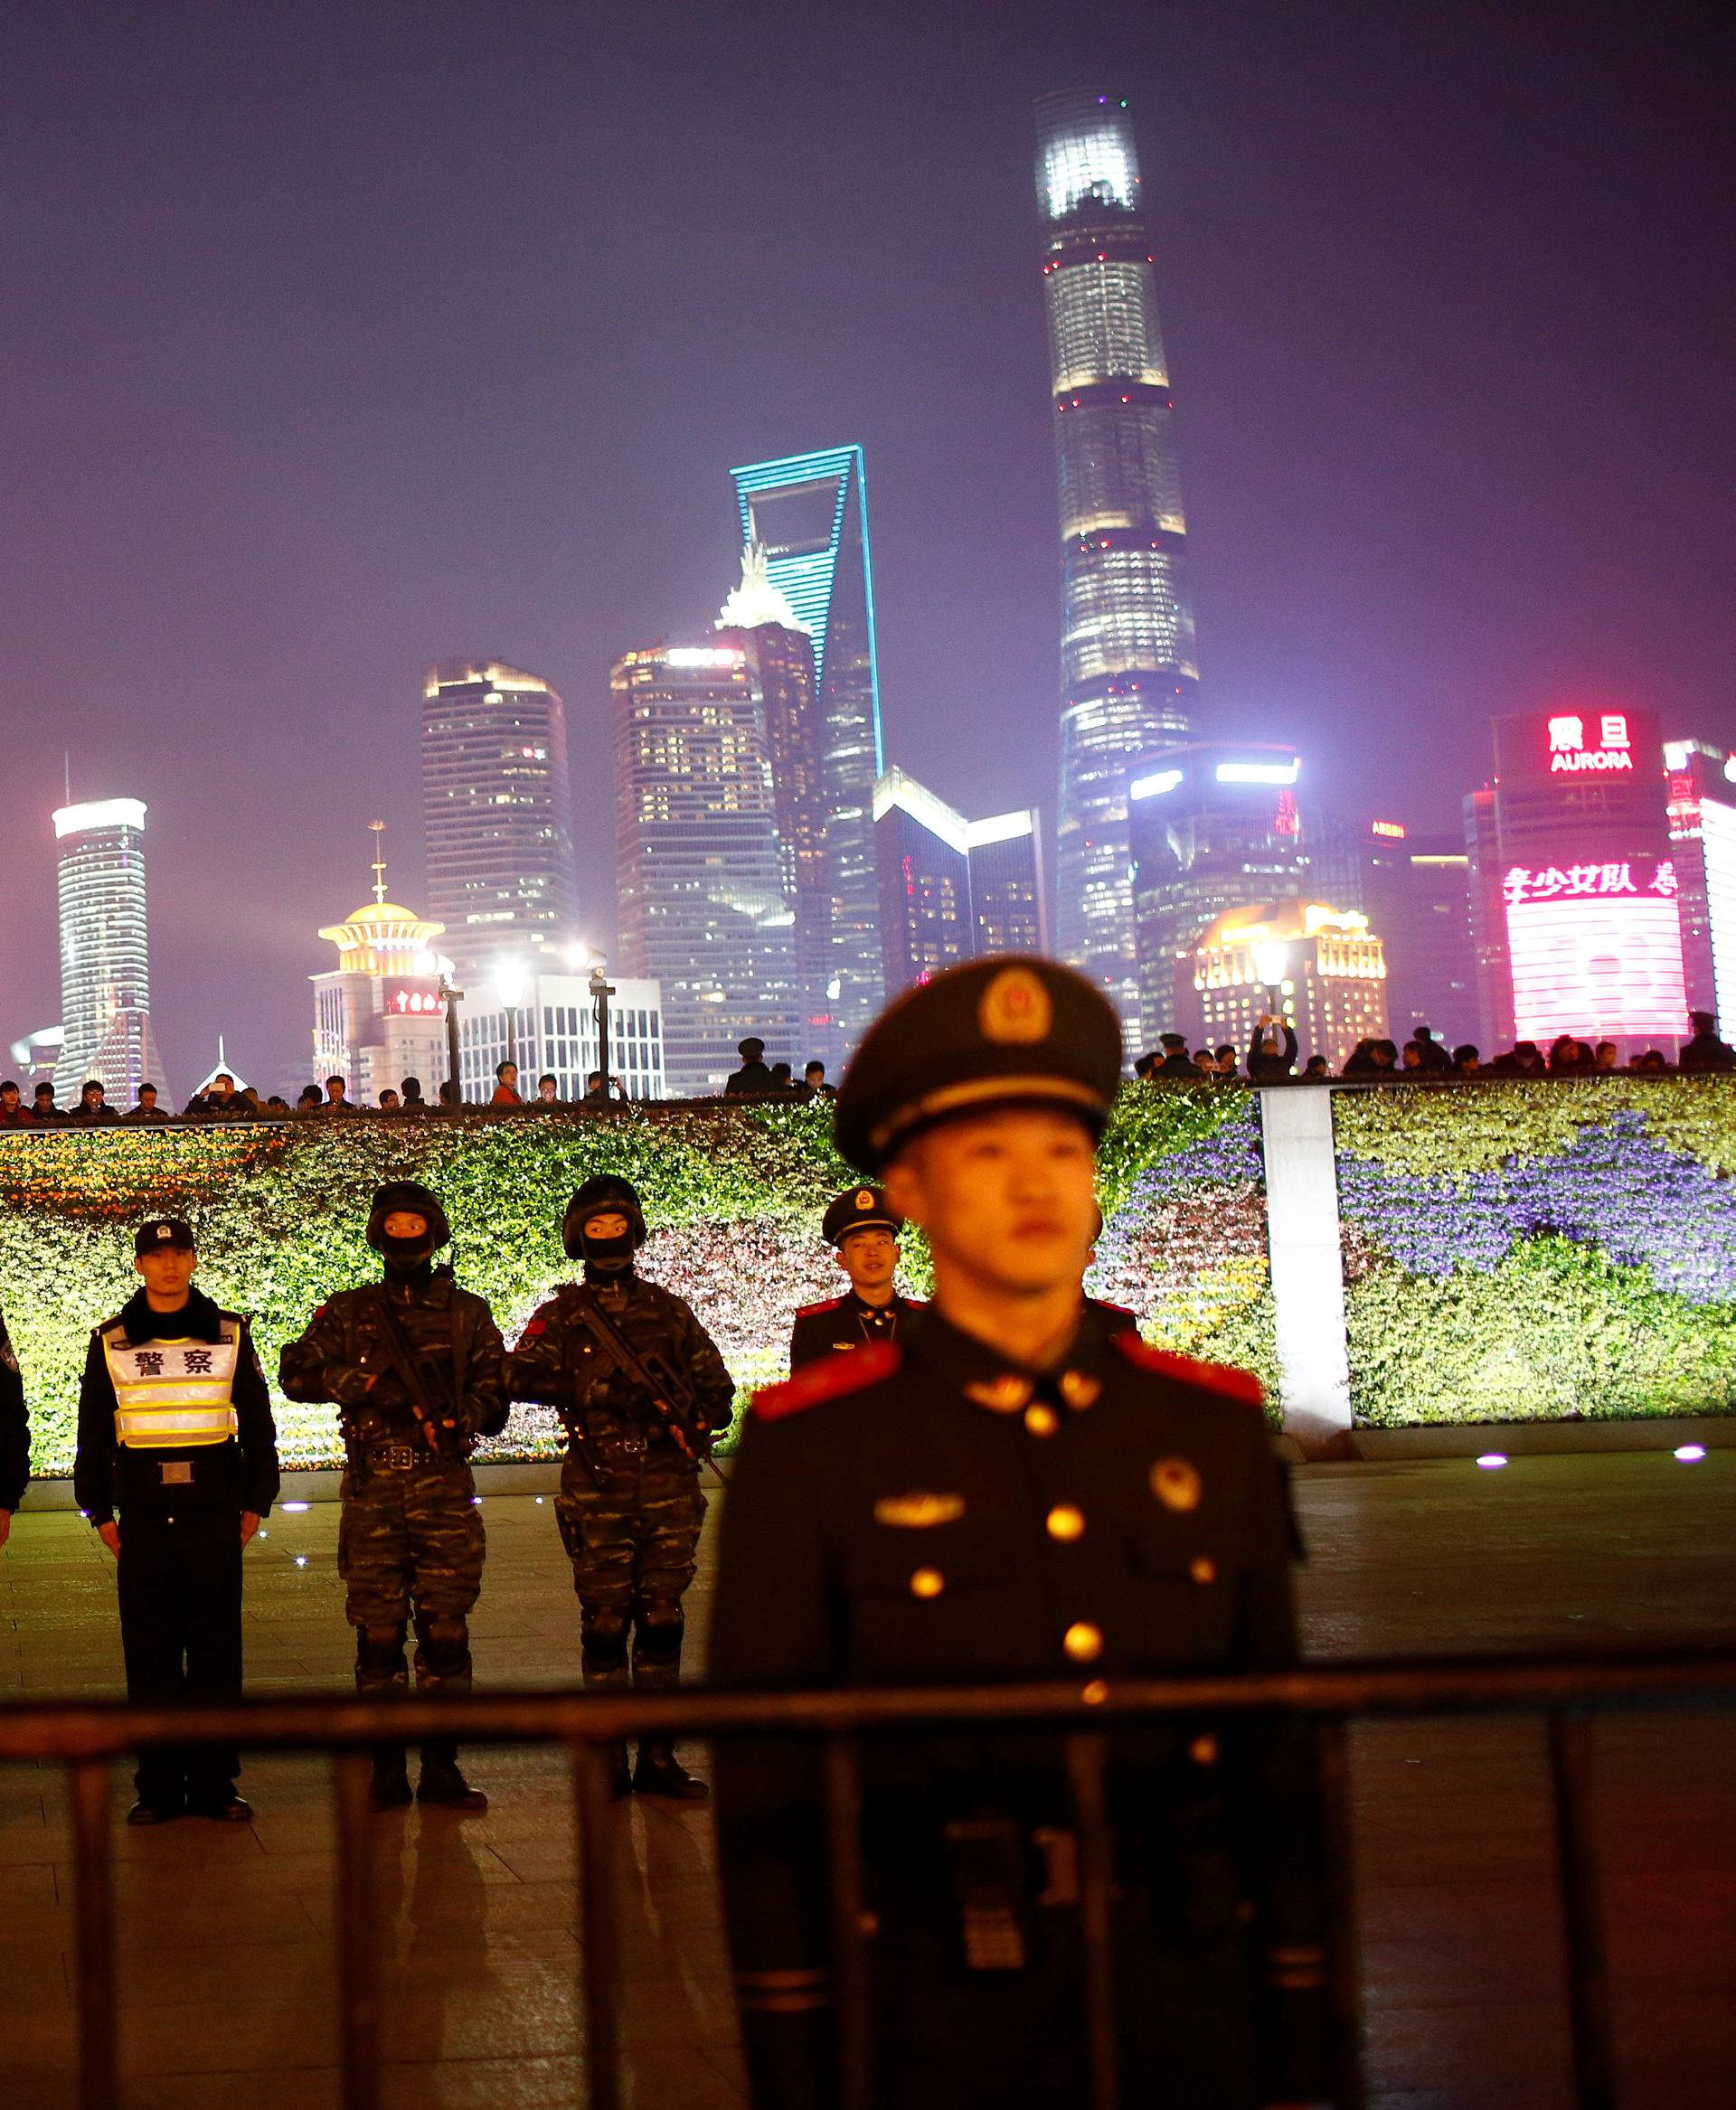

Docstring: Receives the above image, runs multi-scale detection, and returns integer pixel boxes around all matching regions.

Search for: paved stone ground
[0,1452,1731,2108]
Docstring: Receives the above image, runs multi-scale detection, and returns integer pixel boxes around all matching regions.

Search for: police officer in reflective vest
[788,1186,925,1370]
[74,1219,279,1825]
[711,958,1332,2110]
[278,1181,507,1813]
[0,1299,28,1548]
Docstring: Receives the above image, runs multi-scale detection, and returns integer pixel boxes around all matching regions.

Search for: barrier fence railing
[2,1651,1732,2110]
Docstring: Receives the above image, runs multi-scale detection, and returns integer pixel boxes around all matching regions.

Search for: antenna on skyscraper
[63,753,71,805]
[369,819,388,905]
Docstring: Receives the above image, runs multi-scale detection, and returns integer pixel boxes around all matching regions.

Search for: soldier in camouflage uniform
[510,1174,734,1798]
[279,1180,508,1812]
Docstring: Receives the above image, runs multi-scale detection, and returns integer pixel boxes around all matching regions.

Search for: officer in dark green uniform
[709,957,1332,2110]
[509,1174,734,1798]
[788,1186,925,1370]
[0,1301,26,1548]
[278,1181,507,1813]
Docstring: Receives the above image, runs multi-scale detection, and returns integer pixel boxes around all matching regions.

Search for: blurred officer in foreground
[74,1220,278,1824]
[510,1175,733,1798]
[279,1182,507,1812]
[0,1302,27,1546]
[710,956,1331,2110]
[788,1186,924,1370]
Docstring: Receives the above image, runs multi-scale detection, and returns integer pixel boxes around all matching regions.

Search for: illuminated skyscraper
[731,447,885,1056]
[611,641,798,1096]
[1665,739,1736,1032]
[873,768,1047,996]
[420,659,580,991]
[1035,89,1198,1037]
[52,798,169,1105]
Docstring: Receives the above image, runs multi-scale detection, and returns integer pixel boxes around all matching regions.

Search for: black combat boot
[608,1739,633,1798]
[370,1746,413,1812]
[417,1741,488,1812]
[632,1738,709,1800]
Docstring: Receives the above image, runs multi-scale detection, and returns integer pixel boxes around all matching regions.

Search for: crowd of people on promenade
[1135,1007,1736,1084]
[3,1011,1733,1135]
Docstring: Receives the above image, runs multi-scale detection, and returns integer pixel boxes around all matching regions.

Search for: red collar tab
[795,1296,843,1318]
[754,1341,901,1421]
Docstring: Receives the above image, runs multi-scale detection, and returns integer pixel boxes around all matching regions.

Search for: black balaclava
[579,1218,636,1278]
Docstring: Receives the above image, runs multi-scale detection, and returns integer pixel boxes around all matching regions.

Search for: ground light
[279,1500,310,1512]
[1476,1453,1509,1470]
[1673,1444,1707,1462]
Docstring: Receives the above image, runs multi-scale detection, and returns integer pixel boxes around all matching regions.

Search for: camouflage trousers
[338,1455,485,1698]
[554,1444,706,1691]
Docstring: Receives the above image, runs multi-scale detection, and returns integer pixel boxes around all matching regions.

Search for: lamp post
[590,960,617,1100]
[494,964,527,1079]
[437,973,465,1107]
[1250,938,1289,1037]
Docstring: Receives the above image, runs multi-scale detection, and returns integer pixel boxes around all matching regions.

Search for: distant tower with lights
[1035,89,1199,1041]
[52,797,169,1107]
[310,824,450,1100]
[420,658,580,990]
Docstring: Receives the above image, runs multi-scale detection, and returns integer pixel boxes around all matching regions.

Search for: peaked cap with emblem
[821,1185,902,1247]
[834,956,1123,1173]
[134,1218,195,1256]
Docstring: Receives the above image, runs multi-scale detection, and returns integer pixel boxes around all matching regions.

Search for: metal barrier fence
[2,1652,1731,2110]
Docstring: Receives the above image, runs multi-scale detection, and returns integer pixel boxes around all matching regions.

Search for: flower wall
[1,1088,1271,1474]
[1334,1080,1736,1425]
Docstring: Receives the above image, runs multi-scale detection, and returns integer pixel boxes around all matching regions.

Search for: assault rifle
[561,1285,730,1484]
[366,1286,475,1462]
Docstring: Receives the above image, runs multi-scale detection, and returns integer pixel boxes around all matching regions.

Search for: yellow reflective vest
[102,1321,241,1449]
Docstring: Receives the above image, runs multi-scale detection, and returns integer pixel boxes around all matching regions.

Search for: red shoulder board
[520,1318,547,1340]
[754,1341,901,1421]
[1112,1334,1264,1407]
[795,1297,843,1319]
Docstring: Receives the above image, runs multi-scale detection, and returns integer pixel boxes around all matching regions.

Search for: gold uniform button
[1046,1504,1085,1541]
[1190,1557,1216,1586]
[1024,1403,1060,1437]
[1059,1370,1100,1410]
[1189,1734,1219,1766]
[1062,1622,1103,1663]
[909,1568,945,1599]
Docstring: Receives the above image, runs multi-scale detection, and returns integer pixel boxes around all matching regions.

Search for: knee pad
[357,1624,408,1676]
[634,1604,684,1668]
[580,1606,629,1676]
[413,1613,471,1681]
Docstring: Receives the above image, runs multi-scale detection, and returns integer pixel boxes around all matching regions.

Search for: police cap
[365,1181,451,1251]
[821,1186,902,1248]
[134,1218,195,1256]
[834,956,1123,1174]
[737,1037,766,1060]
[562,1173,646,1258]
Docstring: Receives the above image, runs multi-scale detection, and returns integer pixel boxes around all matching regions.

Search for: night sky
[2,1,1731,1095]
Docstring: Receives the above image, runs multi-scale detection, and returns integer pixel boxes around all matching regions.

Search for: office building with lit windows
[1035,89,1199,1036]
[420,660,580,990]
[1465,708,1687,1053]
[1309,817,1476,1041]
[873,769,1047,996]
[716,542,833,1057]
[1194,900,1388,1069]
[457,973,665,1104]
[1665,738,1736,1032]
[52,798,169,1107]
[1127,745,1306,1046]
[731,447,885,1058]
[611,641,798,1096]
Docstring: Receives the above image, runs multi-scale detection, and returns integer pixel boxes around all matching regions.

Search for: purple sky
[2,1,1731,1096]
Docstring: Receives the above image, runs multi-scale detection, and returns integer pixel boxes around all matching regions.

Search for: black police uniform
[0,1304,27,1519]
[788,1186,924,1371]
[74,1262,278,1814]
[709,957,1331,2110]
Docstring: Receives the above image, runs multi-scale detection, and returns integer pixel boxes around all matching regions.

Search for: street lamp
[589,959,617,1101]
[436,971,464,1107]
[494,964,527,1076]
[1250,938,1289,1028]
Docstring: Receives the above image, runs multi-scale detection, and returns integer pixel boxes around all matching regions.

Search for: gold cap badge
[1151,1458,1203,1512]
[874,1492,967,1529]
[855,1189,873,1210]
[976,966,1052,1045]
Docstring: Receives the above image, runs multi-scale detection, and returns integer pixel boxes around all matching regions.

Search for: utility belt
[355,1439,462,1474]
[118,1443,239,1497]
[561,1409,680,1464]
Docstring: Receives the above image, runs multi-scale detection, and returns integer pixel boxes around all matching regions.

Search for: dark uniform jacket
[788,1289,924,1371]
[0,1305,27,1512]
[510,1275,734,1455]
[710,1306,1329,2110]
[73,1289,279,1525]
[278,1267,509,1448]
[723,1060,778,1097]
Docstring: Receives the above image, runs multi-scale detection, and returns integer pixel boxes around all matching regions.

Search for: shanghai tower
[1035,89,1198,1035]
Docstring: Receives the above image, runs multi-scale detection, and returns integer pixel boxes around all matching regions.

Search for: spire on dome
[369,819,389,905]
[716,539,809,634]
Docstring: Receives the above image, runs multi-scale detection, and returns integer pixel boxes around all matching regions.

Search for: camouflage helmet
[562,1174,646,1258]
[365,1180,451,1252]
